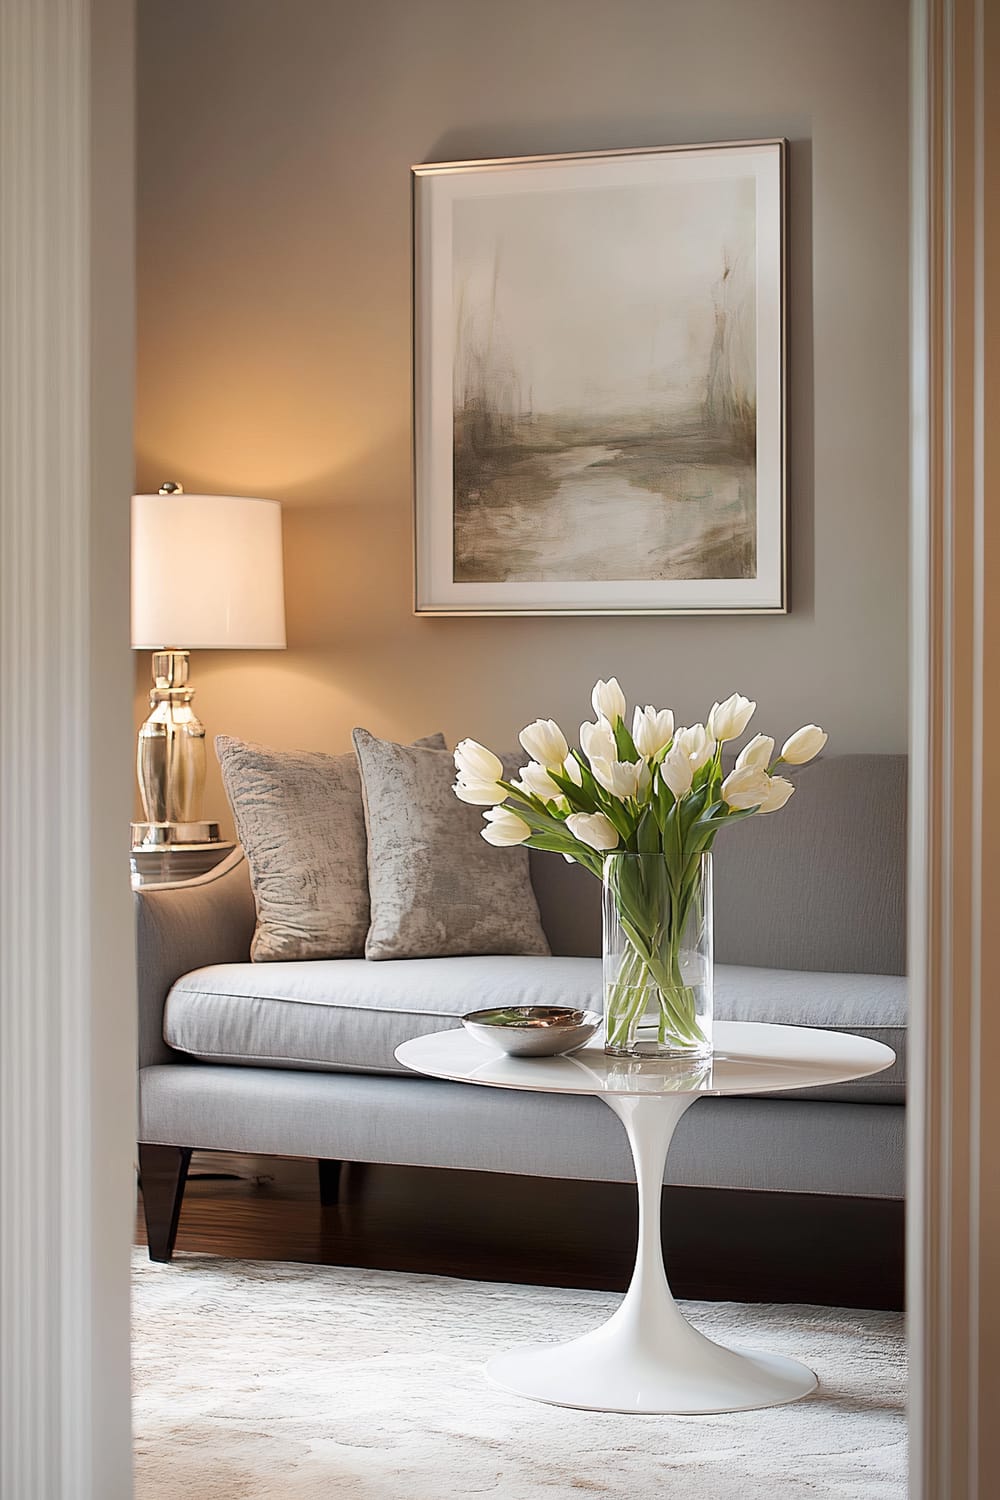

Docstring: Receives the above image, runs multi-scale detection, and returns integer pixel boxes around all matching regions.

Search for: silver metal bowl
[461,1005,602,1058]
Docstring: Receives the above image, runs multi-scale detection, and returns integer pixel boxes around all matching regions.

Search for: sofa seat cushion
[165,957,595,1077]
[714,966,906,1101]
[163,957,906,1103]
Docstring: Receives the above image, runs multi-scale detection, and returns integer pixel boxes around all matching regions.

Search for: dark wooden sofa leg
[318,1158,342,1207]
[138,1144,193,1262]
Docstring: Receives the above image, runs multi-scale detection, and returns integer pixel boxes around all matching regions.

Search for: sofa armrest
[134,848,256,1068]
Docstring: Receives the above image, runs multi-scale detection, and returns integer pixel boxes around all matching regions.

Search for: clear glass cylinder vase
[602,852,713,1059]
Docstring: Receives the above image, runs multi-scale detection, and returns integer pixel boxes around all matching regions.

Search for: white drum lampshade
[131,490,286,650]
[130,486,286,850]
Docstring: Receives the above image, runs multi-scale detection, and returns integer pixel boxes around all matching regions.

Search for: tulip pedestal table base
[486,1092,815,1413]
[395,1021,895,1416]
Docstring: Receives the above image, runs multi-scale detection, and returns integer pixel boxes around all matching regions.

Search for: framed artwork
[412,139,786,615]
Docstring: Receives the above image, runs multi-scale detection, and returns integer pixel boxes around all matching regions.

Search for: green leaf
[613,718,640,762]
[518,807,572,837]
[495,778,546,814]
[693,759,714,790]
[636,806,662,855]
[571,754,604,802]
[523,836,602,880]
[679,782,710,843]
[592,791,635,843]
[654,767,673,830]
[546,768,597,811]
[717,804,761,824]
[686,799,725,842]
[663,801,684,879]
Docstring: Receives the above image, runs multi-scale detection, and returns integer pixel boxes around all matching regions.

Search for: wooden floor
[136,1151,904,1310]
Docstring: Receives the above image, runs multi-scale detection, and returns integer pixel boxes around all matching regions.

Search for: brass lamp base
[130,820,222,849]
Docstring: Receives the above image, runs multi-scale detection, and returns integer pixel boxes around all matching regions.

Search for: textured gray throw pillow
[352,728,550,961]
[216,732,446,962]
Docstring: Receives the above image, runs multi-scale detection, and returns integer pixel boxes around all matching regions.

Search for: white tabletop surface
[395,1021,895,1099]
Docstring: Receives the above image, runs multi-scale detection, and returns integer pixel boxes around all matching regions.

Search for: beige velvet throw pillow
[217,733,445,962]
[353,728,550,961]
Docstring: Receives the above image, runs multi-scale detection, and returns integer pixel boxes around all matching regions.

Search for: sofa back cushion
[354,729,550,961]
[528,754,906,976]
[712,754,906,975]
[216,732,445,962]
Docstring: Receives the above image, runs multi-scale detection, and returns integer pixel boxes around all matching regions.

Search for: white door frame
[908,0,1000,1494]
[0,0,996,1496]
[0,1,137,1496]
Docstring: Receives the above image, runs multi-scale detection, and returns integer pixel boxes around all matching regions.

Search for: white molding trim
[909,0,1000,1493]
[0,2,136,1496]
[1,2,997,1495]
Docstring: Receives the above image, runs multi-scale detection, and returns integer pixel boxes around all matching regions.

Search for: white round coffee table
[395,1020,895,1416]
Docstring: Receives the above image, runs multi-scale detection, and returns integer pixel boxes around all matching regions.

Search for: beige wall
[136,0,909,837]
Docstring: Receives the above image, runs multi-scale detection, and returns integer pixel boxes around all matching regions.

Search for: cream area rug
[132,1251,906,1499]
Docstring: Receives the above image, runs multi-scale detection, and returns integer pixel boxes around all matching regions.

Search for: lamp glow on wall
[130,483,286,847]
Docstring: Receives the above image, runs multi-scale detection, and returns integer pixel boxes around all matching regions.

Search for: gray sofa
[135,754,906,1262]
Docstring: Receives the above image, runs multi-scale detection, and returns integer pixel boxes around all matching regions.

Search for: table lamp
[130,482,286,849]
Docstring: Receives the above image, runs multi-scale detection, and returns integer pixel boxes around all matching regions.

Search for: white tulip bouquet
[454,680,827,1056]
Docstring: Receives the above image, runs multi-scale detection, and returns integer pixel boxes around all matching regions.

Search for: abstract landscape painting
[414,143,785,613]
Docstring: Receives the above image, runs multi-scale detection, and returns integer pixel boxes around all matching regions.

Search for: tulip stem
[604,861,710,1055]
